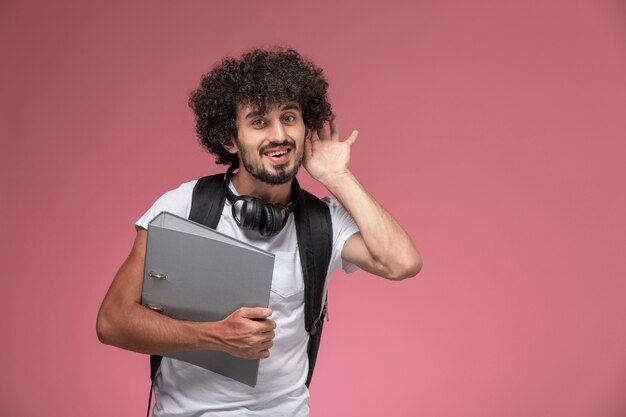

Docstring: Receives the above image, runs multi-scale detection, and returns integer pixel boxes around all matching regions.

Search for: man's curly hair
[188,48,334,166]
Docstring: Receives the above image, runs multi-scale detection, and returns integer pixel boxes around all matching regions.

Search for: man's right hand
[215,307,276,359]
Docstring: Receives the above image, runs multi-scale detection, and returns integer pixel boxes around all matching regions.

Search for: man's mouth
[262,146,292,164]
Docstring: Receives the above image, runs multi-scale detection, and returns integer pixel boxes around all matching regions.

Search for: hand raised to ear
[304,121,358,185]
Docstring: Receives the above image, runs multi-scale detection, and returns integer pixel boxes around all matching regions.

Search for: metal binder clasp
[149,271,168,280]
[146,304,164,313]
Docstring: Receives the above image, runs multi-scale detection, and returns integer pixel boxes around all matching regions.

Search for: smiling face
[226,102,308,185]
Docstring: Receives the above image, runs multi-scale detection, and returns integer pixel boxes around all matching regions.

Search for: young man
[97,48,421,416]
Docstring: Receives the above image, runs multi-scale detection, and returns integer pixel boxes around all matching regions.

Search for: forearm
[97,296,220,355]
[97,292,274,359]
[321,171,422,279]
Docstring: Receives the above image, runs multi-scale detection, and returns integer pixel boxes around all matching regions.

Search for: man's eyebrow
[281,103,301,111]
[244,103,301,119]
[244,110,264,119]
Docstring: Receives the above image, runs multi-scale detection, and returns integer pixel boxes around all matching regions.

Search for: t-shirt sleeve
[134,180,198,230]
[322,197,360,274]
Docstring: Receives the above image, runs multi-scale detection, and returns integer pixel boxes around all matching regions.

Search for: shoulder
[134,179,198,229]
[321,196,352,224]
[297,192,350,226]
[320,196,360,273]
[153,179,198,207]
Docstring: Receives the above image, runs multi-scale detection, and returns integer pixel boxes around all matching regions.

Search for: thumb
[239,307,272,319]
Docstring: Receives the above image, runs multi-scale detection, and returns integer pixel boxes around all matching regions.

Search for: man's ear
[222,138,238,154]
[305,128,313,140]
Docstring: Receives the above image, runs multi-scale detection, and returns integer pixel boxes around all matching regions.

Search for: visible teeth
[268,150,287,157]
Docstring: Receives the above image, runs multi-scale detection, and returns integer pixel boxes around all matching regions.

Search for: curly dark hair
[188,48,334,165]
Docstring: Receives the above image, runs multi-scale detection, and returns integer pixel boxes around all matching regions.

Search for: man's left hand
[303,121,358,185]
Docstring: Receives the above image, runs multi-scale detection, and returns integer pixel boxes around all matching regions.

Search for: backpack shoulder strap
[293,189,333,387]
[188,174,228,227]
[150,173,227,382]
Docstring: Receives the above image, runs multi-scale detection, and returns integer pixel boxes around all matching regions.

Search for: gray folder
[141,211,275,387]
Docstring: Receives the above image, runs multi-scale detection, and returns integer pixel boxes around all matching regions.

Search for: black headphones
[224,165,300,237]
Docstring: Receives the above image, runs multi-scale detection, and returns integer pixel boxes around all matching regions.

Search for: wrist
[194,320,223,351]
[317,170,354,191]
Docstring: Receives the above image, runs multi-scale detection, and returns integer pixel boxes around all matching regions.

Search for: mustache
[258,140,296,155]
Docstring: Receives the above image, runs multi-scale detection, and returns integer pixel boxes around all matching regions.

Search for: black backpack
[149,172,332,393]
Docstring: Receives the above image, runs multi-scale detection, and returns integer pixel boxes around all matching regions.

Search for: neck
[230,169,293,205]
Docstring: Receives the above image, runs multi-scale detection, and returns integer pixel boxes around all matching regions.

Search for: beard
[236,138,303,185]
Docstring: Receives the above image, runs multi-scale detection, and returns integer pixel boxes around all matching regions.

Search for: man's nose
[270,121,287,142]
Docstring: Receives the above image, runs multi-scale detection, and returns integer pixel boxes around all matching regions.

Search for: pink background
[2,0,626,416]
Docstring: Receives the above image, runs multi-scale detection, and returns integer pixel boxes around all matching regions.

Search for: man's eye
[252,119,265,127]
[283,115,296,122]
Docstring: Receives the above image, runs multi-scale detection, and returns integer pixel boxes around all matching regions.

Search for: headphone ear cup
[259,204,277,237]
[260,204,289,237]
[240,197,262,230]
[274,206,289,231]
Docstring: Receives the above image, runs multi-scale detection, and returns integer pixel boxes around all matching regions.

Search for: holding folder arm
[96,228,276,360]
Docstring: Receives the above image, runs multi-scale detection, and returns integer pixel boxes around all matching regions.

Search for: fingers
[308,129,319,142]
[259,319,276,332]
[257,336,274,358]
[304,131,314,161]
[239,307,272,320]
[316,126,328,141]
[261,336,274,348]
[240,327,275,359]
[255,330,275,358]
[317,122,356,143]
[329,121,339,140]
[236,308,276,336]
[317,122,338,140]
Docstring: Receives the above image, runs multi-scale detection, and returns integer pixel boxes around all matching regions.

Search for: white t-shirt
[135,179,359,417]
